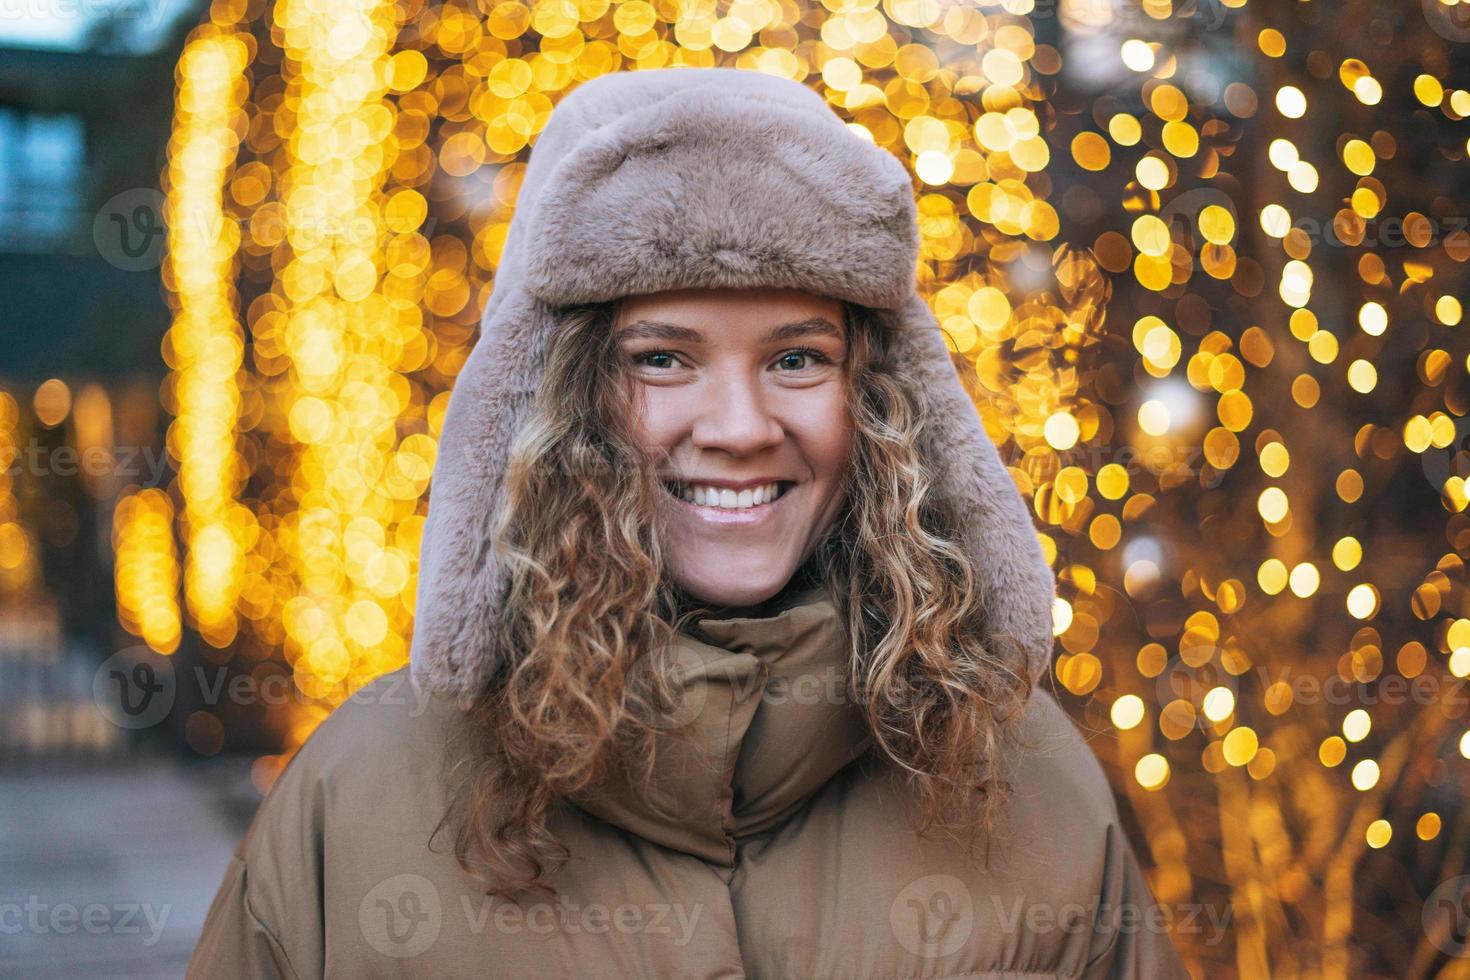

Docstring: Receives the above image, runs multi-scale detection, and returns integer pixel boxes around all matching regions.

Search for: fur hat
[410,67,1057,706]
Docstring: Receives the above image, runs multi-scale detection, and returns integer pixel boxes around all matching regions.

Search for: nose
[689,368,784,455]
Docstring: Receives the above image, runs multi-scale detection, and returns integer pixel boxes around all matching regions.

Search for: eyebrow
[615,316,843,345]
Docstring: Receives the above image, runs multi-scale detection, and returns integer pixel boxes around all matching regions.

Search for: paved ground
[0,754,259,979]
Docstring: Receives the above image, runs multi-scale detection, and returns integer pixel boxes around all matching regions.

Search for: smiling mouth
[661,480,795,511]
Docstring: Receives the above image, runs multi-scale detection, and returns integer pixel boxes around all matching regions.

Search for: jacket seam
[716,680,744,865]
[240,868,306,980]
[1079,822,1125,975]
[1081,922,1119,975]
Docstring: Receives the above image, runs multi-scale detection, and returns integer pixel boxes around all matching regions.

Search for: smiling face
[613,286,854,613]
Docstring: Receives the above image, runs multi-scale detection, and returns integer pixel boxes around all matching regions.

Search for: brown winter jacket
[187,582,1195,978]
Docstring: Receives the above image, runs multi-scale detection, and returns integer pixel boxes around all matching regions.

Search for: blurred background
[2,0,1469,976]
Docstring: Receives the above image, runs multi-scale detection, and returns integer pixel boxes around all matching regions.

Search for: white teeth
[674,482,785,510]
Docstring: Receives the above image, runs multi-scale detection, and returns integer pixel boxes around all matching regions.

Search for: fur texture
[410,67,1057,706]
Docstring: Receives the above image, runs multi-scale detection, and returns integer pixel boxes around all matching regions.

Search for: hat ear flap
[409,290,560,707]
[888,292,1057,686]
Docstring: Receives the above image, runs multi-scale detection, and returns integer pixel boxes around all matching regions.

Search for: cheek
[628,386,685,450]
[792,391,853,482]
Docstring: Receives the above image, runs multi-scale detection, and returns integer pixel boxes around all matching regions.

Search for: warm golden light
[1111,694,1145,730]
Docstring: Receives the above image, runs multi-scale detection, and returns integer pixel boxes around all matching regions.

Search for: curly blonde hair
[436,297,1036,898]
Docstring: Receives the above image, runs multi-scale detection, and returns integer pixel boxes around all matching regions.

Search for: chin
[673,566,792,610]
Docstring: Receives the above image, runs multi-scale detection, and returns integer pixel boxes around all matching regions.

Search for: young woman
[189,67,1192,978]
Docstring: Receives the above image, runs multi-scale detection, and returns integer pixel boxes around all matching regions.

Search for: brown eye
[775,348,830,371]
[632,352,680,369]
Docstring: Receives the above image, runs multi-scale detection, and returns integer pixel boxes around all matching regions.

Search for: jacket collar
[564,580,872,866]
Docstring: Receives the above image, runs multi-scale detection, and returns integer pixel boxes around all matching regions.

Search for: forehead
[613,287,846,338]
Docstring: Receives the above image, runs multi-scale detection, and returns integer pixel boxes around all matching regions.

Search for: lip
[665,482,793,526]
